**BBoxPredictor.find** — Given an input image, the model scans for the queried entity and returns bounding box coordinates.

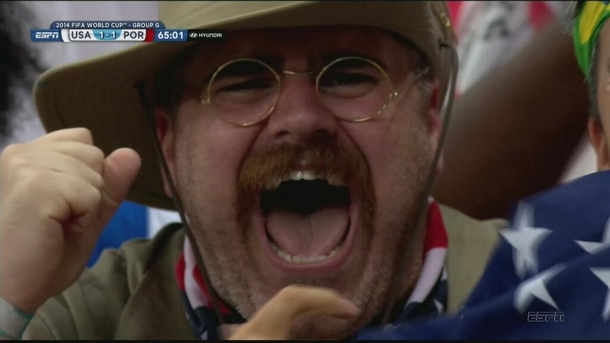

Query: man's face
[590,21,610,169]
[159,26,441,338]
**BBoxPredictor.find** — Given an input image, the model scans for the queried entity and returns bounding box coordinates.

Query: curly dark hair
[0,1,44,137]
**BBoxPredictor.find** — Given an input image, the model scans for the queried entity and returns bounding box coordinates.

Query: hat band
[573,0,610,76]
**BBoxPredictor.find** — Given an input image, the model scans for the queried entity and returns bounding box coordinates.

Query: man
[337,0,610,339]
[255,1,608,339]
[0,1,511,340]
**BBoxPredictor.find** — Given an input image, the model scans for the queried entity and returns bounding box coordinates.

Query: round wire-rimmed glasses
[199,56,430,127]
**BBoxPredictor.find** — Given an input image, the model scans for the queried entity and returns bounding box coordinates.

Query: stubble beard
[177,107,434,339]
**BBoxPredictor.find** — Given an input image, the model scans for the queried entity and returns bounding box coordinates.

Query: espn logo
[31,29,62,42]
[36,32,58,39]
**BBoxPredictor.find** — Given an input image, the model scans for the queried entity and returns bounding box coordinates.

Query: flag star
[514,264,564,314]
[575,217,610,254]
[590,268,610,321]
[440,267,447,281]
[434,299,444,313]
[501,202,553,279]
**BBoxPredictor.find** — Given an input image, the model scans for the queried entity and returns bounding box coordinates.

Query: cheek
[342,104,432,215]
[174,105,260,219]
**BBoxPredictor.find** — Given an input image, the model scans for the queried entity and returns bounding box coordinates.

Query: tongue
[266,206,349,257]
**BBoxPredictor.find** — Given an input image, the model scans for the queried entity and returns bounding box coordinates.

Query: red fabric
[193,266,233,315]
[176,253,186,291]
[529,2,554,33]
[448,1,464,35]
[176,250,233,315]
[424,201,449,252]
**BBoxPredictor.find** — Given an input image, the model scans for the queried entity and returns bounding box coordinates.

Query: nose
[265,74,338,144]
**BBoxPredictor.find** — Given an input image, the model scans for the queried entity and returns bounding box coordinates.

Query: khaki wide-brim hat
[34,1,456,211]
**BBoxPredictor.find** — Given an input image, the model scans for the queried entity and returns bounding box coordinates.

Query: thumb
[97,148,142,228]
[230,285,361,340]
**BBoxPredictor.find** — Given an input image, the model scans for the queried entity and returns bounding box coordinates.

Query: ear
[588,117,610,171]
[425,78,444,174]
[156,108,177,198]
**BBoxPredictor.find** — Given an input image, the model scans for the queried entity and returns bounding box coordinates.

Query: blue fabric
[358,170,610,340]
[87,201,148,267]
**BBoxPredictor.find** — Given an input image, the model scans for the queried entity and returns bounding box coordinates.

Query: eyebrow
[320,52,388,71]
[201,51,389,82]
[202,54,284,82]
[242,50,388,70]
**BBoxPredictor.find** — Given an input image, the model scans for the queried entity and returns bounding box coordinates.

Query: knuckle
[7,157,41,182]
[0,143,23,160]
[88,146,106,169]
[91,173,104,190]
[86,186,102,207]
[90,146,105,161]
[18,167,50,189]
[64,179,101,208]
[72,127,93,144]
[7,154,31,170]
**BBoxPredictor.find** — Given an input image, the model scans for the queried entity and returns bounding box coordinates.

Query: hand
[228,284,361,340]
[0,128,141,313]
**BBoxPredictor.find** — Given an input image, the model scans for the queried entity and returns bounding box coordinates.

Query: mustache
[237,140,375,211]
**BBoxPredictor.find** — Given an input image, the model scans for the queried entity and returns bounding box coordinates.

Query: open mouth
[257,170,357,272]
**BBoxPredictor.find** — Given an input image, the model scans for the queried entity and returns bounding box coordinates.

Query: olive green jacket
[23,205,507,340]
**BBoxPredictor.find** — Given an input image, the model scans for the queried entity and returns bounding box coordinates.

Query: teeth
[289,171,316,181]
[271,242,343,264]
[266,170,346,191]
[288,170,340,183]
[302,171,316,180]
[290,171,303,181]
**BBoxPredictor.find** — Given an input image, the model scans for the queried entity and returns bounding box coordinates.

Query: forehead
[187,26,416,71]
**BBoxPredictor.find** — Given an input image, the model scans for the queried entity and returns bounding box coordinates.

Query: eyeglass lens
[204,57,395,126]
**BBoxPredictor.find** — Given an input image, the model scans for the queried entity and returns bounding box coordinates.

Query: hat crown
[158,1,310,29]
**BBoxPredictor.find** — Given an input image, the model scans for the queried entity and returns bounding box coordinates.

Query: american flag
[359,171,610,339]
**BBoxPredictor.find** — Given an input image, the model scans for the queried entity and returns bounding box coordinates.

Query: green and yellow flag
[573,0,610,75]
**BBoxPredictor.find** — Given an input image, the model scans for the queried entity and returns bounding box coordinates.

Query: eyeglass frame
[198,56,431,127]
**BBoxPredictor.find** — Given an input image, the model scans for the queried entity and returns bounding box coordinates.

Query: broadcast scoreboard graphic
[31,21,225,43]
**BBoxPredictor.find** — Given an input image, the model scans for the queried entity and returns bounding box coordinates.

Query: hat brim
[34,1,453,211]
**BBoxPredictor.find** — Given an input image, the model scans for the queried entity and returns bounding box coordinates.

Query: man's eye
[320,72,376,86]
[318,72,378,98]
[219,77,275,92]
[211,75,278,105]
